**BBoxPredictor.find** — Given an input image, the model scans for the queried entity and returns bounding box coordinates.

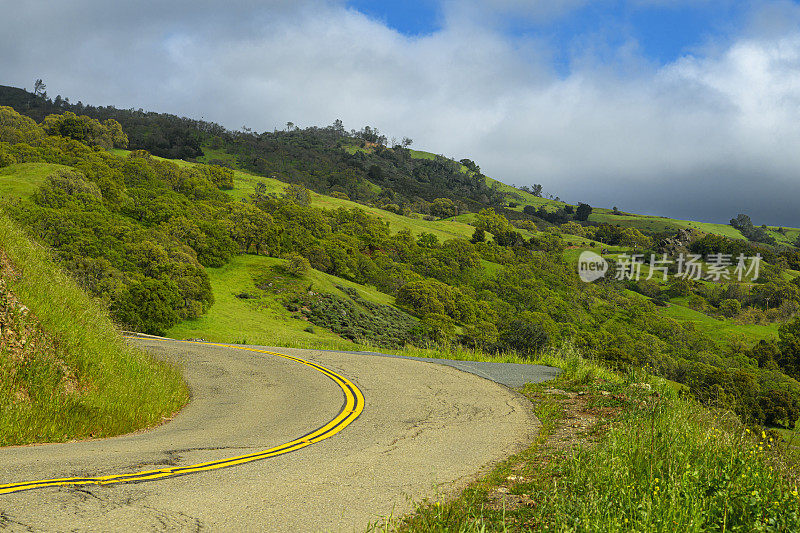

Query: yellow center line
[0,338,365,495]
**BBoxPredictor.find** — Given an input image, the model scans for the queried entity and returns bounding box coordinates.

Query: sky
[2,0,800,226]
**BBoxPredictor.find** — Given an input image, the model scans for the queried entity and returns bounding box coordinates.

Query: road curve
[0,339,541,532]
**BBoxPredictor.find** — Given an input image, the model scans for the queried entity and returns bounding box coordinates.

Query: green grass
[530,394,797,531]
[407,149,437,160]
[485,176,566,211]
[0,162,72,198]
[480,259,503,278]
[195,146,240,167]
[766,227,800,246]
[660,301,780,343]
[167,254,392,349]
[0,215,188,446]
[587,211,800,243]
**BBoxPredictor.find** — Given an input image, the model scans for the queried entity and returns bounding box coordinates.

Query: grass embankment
[0,215,188,446]
[374,351,800,532]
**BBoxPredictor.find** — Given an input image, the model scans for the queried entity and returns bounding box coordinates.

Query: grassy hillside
[589,210,747,239]
[222,167,476,240]
[167,255,393,349]
[404,146,800,243]
[0,215,187,446]
[659,301,780,343]
[104,146,795,354]
[113,148,477,241]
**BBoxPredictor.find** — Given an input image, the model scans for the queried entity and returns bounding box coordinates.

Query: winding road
[0,338,555,532]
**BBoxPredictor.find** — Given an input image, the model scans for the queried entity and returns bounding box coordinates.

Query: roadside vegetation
[0,215,187,446]
[373,351,800,532]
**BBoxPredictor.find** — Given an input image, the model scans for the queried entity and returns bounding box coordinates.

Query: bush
[499,318,550,356]
[634,279,661,299]
[283,253,310,277]
[113,279,182,335]
[471,227,485,243]
[597,346,638,369]
[719,298,742,318]
[686,294,708,312]
[420,313,456,343]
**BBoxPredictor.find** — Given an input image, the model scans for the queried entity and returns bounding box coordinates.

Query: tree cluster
[2,105,800,427]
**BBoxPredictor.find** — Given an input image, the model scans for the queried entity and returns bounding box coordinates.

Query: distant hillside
[0,84,504,211]
[3,83,797,242]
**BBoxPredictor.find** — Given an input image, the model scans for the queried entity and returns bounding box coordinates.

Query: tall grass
[0,215,188,445]
[539,398,800,531]
[378,354,800,532]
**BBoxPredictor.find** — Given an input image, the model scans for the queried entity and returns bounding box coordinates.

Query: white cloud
[2,0,800,225]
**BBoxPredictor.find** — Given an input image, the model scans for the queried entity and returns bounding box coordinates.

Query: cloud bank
[2,0,799,225]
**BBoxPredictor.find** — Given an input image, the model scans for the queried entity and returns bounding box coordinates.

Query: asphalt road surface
[0,339,554,532]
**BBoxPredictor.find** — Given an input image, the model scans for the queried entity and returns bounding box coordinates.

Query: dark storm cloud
[2,0,799,226]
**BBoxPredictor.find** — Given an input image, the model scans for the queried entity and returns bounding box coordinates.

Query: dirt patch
[0,249,81,400]
[0,249,35,361]
[486,385,629,512]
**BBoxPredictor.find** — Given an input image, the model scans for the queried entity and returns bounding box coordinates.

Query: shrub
[113,279,182,335]
[471,228,485,243]
[634,279,661,299]
[283,288,423,348]
[498,318,550,356]
[686,294,708,312]
[420,313,456,343]
[719,298,742,318]
[597,346,638,369]
[283,253,310,277]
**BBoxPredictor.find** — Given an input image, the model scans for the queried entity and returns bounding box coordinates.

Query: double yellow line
[0,341,365,495]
